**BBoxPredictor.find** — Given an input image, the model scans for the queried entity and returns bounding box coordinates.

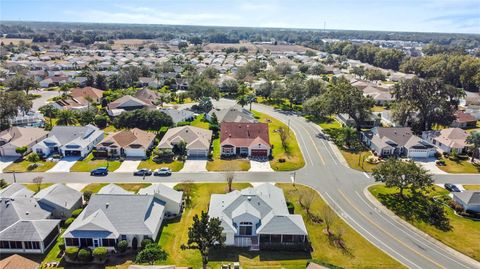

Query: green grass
[369,184,480,261]
[170,97,194,104]
[437,158,480,174]
[102,124,121,134]
[252,110,305,171]
[339,149,378,172]
[41,229,65,266]
[463,185,480,190]
[371,105,386,112]
[314,116,342,129]
[3,159,56,172]
[206,138,251,171]
[23,183,53,193]
[81,183,152,194]
[155,183,401,268]
[138,157,184,171]
[70,153,121,172]
[190,114,210,129]
[256,96,303,111]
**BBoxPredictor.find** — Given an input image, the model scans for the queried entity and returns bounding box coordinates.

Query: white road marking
[363,172,370,178]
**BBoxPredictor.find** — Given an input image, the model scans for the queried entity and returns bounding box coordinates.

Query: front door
[93,239,100,248]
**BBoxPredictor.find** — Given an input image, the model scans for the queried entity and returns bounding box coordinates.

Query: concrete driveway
[411,157,447,174]
[249,160,273,172]
[47,157,80,172]
[114,160,141,173]
[31,89,61,111]
[180,158,207,172]
[0,157,17,172]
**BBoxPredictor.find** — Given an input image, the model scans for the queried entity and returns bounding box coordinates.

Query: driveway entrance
[47,156,81,172]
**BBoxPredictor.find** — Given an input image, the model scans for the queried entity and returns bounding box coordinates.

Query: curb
[363,184,480,267]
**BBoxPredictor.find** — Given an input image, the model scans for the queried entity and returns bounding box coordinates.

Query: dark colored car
[90,167,108,176]
[134,168,152,176]
[444,183,460,192]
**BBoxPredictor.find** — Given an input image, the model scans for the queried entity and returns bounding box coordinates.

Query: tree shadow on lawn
[377,193,452,232]
[209,247,312,262]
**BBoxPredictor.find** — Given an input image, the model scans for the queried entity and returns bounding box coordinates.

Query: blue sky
[1,0,479,34]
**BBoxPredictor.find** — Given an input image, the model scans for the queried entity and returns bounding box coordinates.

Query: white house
[453,191,480,213]
[157,126,212,158]
[96,128,156,158]
[138,183,184,218]
[32,125,104,157]
[0,127,48,157]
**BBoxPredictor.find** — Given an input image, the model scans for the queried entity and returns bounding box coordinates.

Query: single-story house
[138,183,184,218]
[107,95,155,116]
[98,183,133,195]
[363,127,436,158]
[220,122,271,158]
[453,191,480,213]
[96,128,156,158]
[362,85,394,106]
[70,86,103,103]
[63,194,165,249]
[451,111,477,129]
[0,183,34,199]
[134,88,159,106]
[157,126,212,158]
[9,112,45,128]
[52,97,90,111]
[0,254,40,269]
[0,127,49,157]
[422,128,469,154]
[206,105,257,123]
[0,197,61,254]
[32,125,104,157]
[34,184,83,219]
[336,113,381,129]
[208,184,308,250]
[159,108,195,124]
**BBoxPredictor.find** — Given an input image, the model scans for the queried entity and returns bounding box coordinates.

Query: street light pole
[13,171,16,183]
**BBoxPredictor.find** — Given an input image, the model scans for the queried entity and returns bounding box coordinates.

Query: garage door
[251,149,268,157]
[64,150,81,156]
[125,148,146,158]
[189,149,207,157]
[408,150,429,158]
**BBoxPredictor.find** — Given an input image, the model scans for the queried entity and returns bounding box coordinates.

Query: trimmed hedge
[93,247,108,261]
[64,217,75,227]
[77,248,92,262]
[65,247,79,260]
[72,208,83,218]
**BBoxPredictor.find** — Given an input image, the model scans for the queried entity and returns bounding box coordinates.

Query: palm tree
[39,105,59,127]
[341,127,357,149]
[57,110,77,126]
[466,131,480,162]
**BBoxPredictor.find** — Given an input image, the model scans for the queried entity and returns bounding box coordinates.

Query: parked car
[134,168,152,176]
[90,167,108,176]
[444,183,460,192]
[154,167,172,176]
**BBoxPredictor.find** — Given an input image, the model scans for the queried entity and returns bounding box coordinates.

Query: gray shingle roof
[159,108,194,124]
[64,194,165,238]
[454,191,480,206]
[34,184,82,211]
[208,105,257,123]
[38,124,103,149]
[0,183,34,199]
[138,183,183,205]
[98,184,133,195]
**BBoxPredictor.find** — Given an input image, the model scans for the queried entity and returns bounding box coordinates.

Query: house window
[102,239,116,247]
[0,241,10,249]
[238,222,253,236]
[24,241,40,249]
[80,238,93,247]
[270,234,281,243]
[282,234,293,242]
[9,241,23,249]
[65,238,79,247]
[121,235,127,241]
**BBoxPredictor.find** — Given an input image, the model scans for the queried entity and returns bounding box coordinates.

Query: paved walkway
[114,160,141,173]
[249,160,274,172]
[47,157,80,172]
[180,158,207,172]
[411,157,447,174]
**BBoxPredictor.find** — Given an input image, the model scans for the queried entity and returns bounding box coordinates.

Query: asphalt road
[2,99,479,269]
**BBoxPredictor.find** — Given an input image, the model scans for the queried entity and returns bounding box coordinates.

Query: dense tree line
[113,109,173,131]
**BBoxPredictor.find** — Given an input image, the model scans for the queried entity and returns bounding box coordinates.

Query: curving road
[2,99,479,269]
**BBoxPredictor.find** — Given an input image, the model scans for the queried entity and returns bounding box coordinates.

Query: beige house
[96,128,156,158]
[422,128,469,154]
[157,126,212,157]
[0,127,49,157]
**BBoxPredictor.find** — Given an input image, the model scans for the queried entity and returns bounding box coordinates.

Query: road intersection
[1,100,479,269]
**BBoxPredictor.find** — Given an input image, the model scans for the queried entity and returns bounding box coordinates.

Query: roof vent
[106,202,110,208]
[247,196,252,201]
[25,211,30,215]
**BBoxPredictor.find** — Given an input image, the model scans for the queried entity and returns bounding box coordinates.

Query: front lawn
[436,158,480,174]
[155,183,401,268]
[463,185,480,190]
[256,96,303,111]
[190,114,210,129]
[70,153,121,172]
[339,149,378,172]
[369,184,480,261]
[312,116,342,129]
[138,157,184,171]
[207,138,251,171]
[81,183,152,193]
[371,105,386,112]
[252,110,305,171]
[23,183,53,193]
[4,159,56,172]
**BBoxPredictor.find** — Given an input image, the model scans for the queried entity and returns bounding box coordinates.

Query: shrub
[64,217,75,227]
[448,199,464,213]
[27,163,38,171]
[94,115,108,129]
[83,191,92,203]
[176,121,190,127]
[92,247,108,261]
[141,238,153,249]
[116,240,128,253]
[15,146,28,155]
[135,243,168,264]
[286,201,295,214]
[65,247,79,260]
[59,243,65,252]
[72,208,83,217]
[77,248,92,262]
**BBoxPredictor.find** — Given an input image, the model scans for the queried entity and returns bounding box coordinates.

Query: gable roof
[0,183,34,199]
[0,254,40,269]
[70,86,103,101]
[454,191,480,206]
[208,105,257,123]
[159,108,195,124]
[220,122,270,148]
[0,127,48,148]
[134,88,159,105]
[138,183,183,205]
[107,95,152,110]
[158,126,212,150]
[39,124,103,148]
[99,128,155,149]
[208,184,307,236]
[454,111,476,123]
[34,184,82,211]
[424,128,468,149]
[64,194,165,238]
[98,184,133,195]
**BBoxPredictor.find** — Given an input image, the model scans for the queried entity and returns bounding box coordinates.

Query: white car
[154,167,172,176]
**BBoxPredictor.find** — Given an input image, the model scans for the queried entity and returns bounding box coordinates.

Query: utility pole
[13,171,16,183]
